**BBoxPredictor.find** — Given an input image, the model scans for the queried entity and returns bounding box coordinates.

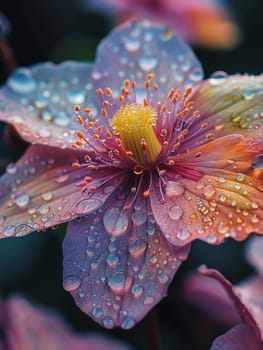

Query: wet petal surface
[0,62,100,150]
[0,144,125,237]
[151,135,263,245]
[63,181,190,329]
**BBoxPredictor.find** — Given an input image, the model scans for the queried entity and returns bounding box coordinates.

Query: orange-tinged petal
[151,135,263,246]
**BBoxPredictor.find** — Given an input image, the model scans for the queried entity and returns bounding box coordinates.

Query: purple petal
[246,236,263,274]
[0,144,125,237]
[93,20,203,100]
[0,62,100,150]
[4,296,132,350]
[211,324,262,350]
[63,183,190,329]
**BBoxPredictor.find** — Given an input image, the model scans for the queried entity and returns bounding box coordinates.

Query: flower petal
[0,62,100,150]
[4,296,132,350]
[191,74,263,146]
[63,182,190,329]
[93,20,203,99]
[151,135,263,245]
[246,236,263,274]
[0,144,125,237]
[183,266,261,339]
[211,324,262,350]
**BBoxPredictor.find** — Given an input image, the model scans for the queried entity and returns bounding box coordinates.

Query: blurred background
[0,0,262,349]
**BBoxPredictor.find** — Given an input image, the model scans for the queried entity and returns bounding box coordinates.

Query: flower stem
[143,308,162,350]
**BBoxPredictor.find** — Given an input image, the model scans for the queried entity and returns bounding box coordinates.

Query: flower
[89,0,240,49]
[0,20,263,329]
[182,236,263,349]
[0,295,132,350]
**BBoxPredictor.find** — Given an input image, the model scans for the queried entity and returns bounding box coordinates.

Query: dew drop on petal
[6,164,17,175]
[131,284,144,299]
[243,90,255,100]
[75,198,103,215]
[132,212,146,225]
[3,225,16,237]
[144,296,154,305]
[7,68,37,94]
[38,204,50,214]
[63,275,81,292]
[203,185,216,199]
[38,128,51,138]
[41,192,53,201]
[67,88,86,104]
[15,193,30,208]
[165,181,184,197]
[106,253,120,268]
[177,229,190,240]
[121,317,136,330]
[54,112,70,127]
[102,317,114,329]
[168,205,183,220]
[103,207,129,236]
[208,71,228,85]
[91,306,104,319]
[189,67,203,82]
[124,37,141,51]
[107,271,131,294]
[158,272,169,285]
[138,55,158,72]
[128,240,147,258]
[55,174,69,183]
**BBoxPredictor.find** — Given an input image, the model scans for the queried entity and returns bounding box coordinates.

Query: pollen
[110,104,162,164]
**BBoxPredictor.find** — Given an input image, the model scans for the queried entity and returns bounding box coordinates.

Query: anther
[96,88,104,96]
[72,162,81,168]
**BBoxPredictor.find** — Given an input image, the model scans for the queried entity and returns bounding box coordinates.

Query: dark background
[0,1,262,349]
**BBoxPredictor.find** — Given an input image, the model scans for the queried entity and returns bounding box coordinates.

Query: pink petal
[93,20,203,101]
[191,74,263,145]
[0,144,125,237]
[184,266,261,340]
[63,184,190,329]
[0,62,100,150]
[246,236,263,274]
[211,324,262,350]
[4,296,132,350]
[151,135,263,246]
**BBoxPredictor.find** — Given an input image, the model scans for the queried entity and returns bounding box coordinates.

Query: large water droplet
[243,90,255,100]
[203,185,216,199]
[91,306,104,319]
[132,212,146,225]
[102,317,114,329]
[124,37,141,52]
[138,55,158,72]
[131,284,144,299]
[121,317,136,330]
[3,225,16,237]
[15,193,30,208]
[128,240,147,258]
[107,271,131,294]
[168,205,183,220]
[158,272,169,285]
[75,198,103,215]
[189,67,203,82]
[63,275,81,291]
[54,112,70,127]
[106,253,120,268]
[41,192,53,201]
[103,207,129,236]
[165,181,184,197]
[6,164,17,175]
[7,68,37,94]
[38,204,50,215]
[209,71,228,85]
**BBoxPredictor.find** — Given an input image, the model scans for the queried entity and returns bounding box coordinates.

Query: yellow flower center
[110,104,162,164]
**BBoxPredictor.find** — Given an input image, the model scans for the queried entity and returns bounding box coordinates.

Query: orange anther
[131,80,136,88]
[96,88,104,96]
[76,115,83,124]
[83,108,91,113]
[74,105,80,112]
[140,138,147,150]
[72,162,81,168]
[143,190,150,198]
[124,79,131,87]
[84,176,93,183]
[144,80,150,89]
[102,100,110,107]
[118,95,125,103]
[183,87,192,99]
[76,131,85,138]
[101,108,108,117]
[93,134,99,140]
[153,84,159,90]
[105,87,112,96]
[105,130,112,138]
[146,74,153,80]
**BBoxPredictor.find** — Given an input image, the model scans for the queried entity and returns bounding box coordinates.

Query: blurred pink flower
[183,236,263,349]
[89,0,240,49]
[0,20,263,328]
[0,295,132,350]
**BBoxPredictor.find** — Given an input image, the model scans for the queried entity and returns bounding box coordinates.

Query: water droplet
[143,296,154,305]
[106,253,120,268]
[128,240,147,258]
[75,198,103,215]
[91,306,103,319]
[177,229,190,240]
[209,71,228,85]
[67,88,86,104]
[107,271,131,294]
[121,317,135,330]
[6,164,17,175]
[7,68,36,94]
[38,128,51,138]
[165,181,184,197]
[189,67,203,82]
[38,204,50,215]
[34,97,48,109]
[41,192,53,201]
[138,55,158,72]
[102,317,114,329]
[243,90,255,100]
[103,207,129,236]
[132,212,146,225]
[55,174,69,183]
[131,284,144,299]
[203,185,216,199]
[15,193,30,208]
[41,109,53,122]
[236,173,245,182]
[124,37,141,51]
[158,272,169,284]
[168,205,183,220]
[63,275,81,292]
[3,225,16,237]
[86,247,95,258]
[54,112,70,127]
